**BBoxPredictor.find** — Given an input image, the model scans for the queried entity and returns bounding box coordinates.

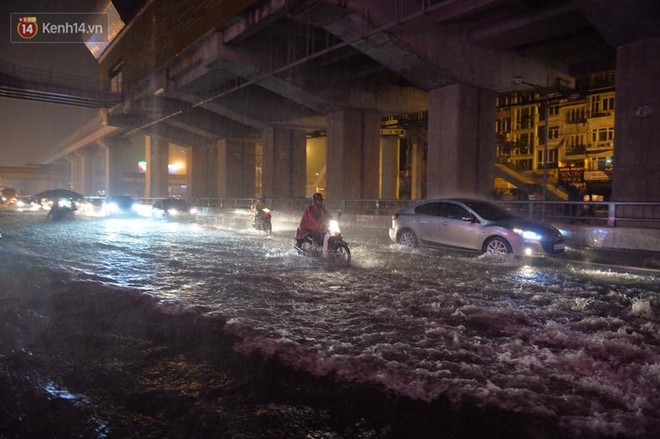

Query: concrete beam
[572,0,660,48]
[169,91,269,130]
[172,26,426,117]
[164,107,258,140]
[168,32,337,114]
[293,0,572,93]
[144,124,210,148]
[38,114,120,164]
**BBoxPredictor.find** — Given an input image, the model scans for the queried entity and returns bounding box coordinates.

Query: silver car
[389,198,565,257]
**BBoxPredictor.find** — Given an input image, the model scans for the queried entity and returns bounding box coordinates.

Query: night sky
[0,0,100,167]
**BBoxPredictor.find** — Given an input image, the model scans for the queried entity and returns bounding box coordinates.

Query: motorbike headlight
[513,228,542,241]
[58,198,72,208]
[328,219,340,234]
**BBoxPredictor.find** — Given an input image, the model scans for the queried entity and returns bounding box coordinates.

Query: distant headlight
[106,202,119,214]
[167,208,180,216]
[513,228,543,241]
[189,207,198,215]
[57,198,72,208]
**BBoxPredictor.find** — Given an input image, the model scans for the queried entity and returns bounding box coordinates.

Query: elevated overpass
[0,59,120,108]
[2,0,659,204]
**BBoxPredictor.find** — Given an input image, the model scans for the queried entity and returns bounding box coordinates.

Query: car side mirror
[462,215,476,223]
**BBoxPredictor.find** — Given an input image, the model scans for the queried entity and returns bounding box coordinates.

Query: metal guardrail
[133,197,660,228]
[498,200,660,228]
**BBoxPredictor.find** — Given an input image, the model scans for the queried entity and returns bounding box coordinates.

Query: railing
[134,197,660,228]
[496,201,660,228]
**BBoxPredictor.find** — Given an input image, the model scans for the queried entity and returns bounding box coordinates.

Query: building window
[549,126,560,140]
[590,95,600,114]
[497,96,510,107]
[603,96,615,112]
[520,108,533,129]
[592,127,614,142]
[567,107,586,123]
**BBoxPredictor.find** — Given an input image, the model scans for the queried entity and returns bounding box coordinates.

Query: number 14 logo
[17,16,39,40]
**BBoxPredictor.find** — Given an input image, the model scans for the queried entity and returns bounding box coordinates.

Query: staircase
[495,163,568,201]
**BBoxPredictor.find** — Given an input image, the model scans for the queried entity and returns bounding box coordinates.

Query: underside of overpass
[5,0,660,201]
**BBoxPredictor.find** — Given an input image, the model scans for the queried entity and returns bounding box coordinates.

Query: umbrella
[35,189,84,202]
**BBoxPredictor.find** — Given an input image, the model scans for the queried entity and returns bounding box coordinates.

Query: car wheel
[483,236,512,257]
[398,229,418,248]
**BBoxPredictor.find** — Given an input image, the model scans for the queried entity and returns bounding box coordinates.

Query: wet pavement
[1,208,659,438]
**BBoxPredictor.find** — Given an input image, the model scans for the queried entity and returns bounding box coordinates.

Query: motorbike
[47,198,77,221]
[252,208,272,235]
[294,216,351,264]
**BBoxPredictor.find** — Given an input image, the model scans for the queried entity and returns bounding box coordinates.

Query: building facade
[495,71,616,201]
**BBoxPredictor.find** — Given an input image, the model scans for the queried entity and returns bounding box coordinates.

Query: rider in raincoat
[295,192,331,256]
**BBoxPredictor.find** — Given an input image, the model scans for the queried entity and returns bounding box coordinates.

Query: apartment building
[495,71,616,200]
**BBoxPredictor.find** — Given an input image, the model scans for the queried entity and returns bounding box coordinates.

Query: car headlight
[513,228,543,241]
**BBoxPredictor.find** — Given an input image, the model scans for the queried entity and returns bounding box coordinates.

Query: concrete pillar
[145,135,169,198]
[184,146,193,198]
[612,36,660,202]
[98,137,130,196]
[262,127,306,199]
[427,83,496,198]
[410,135,425,200]
[82,151,95,195]
[67,155,84,194]
[380,136,399,199]
[71,149,98,196]
[326,111,380,200]
[217,139,256,198]
[190,142,219,199]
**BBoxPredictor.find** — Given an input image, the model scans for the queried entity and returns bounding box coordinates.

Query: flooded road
[1,209,659,438]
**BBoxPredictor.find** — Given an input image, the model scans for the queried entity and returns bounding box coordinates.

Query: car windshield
[463,200,518,221]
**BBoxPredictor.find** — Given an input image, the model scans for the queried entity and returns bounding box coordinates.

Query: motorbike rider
[295,192,331,256]
[251,193,267,226]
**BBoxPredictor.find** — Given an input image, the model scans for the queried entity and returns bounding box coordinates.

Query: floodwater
[1,208,659,438]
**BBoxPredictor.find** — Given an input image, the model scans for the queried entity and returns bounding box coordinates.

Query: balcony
[565,117,587,124]
[590,111,613,118]
[565,145,587,156]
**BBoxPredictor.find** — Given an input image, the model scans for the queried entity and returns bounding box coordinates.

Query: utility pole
[542,94,549,202]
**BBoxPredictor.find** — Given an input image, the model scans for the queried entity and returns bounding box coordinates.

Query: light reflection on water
[2,211,659,438]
